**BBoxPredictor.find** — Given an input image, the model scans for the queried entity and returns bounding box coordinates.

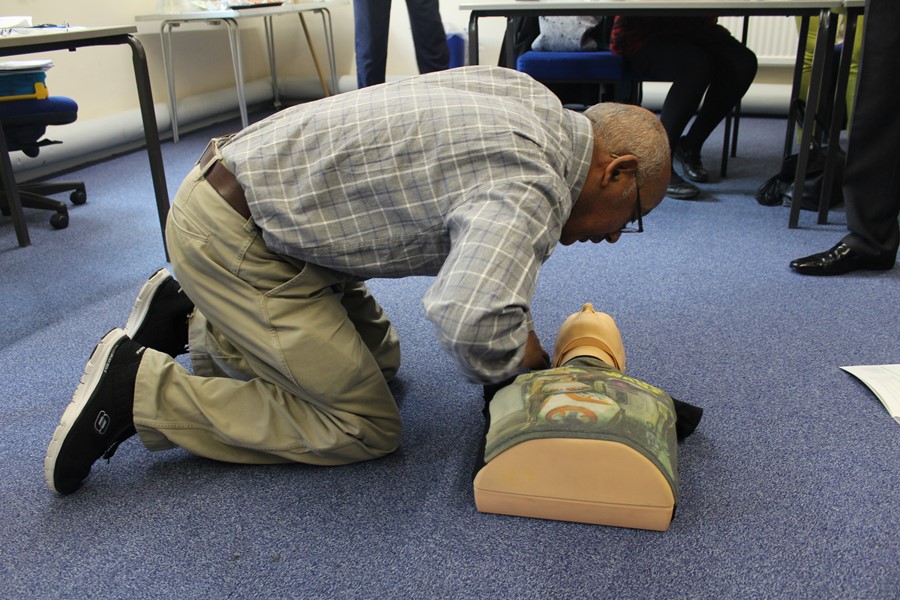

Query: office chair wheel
[50,212,69,230]
[70,189,87,205]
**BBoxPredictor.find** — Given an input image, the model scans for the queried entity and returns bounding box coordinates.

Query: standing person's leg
[404,0,449,75]
[840,1,900,261]
[354,0,393,88]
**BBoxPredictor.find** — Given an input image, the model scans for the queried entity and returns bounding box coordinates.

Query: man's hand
[521,330,550,371]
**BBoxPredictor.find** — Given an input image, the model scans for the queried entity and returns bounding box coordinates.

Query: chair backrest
[0,97,78,157]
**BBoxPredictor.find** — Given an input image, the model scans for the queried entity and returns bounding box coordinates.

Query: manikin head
[552,303,626,372]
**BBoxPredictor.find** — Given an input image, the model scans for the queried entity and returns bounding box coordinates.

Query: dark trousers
[626,25,758,157]
[842,0,900,259]
[353,0,449,89]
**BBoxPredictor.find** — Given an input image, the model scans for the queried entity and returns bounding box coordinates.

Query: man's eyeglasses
[619,181,643,234]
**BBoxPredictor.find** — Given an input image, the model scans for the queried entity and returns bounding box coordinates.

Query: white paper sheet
[840,364,900,425]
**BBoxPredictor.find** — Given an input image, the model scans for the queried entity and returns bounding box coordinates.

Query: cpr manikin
[473,304,686,531]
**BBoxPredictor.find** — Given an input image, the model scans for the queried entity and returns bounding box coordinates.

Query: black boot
[667,171,700,200]
[675,137,710,183]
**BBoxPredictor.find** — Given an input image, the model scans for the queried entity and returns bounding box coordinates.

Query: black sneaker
[45,329,144,495]
[124,268,192,357]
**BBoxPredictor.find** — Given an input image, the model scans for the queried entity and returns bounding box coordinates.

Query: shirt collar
[565,111,595,208]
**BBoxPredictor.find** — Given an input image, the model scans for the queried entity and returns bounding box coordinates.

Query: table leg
[789,9,837,229]
[504,17,516,69]
[223,18,249,129]
[467,12,480,66]
[783,16,810,159]
[0,123,31,247]
[160,21,181,143]
[721,112,733,178]
[317,9,339,95]
[264,16,281,109]
[126,34,171,259]
[298,13,330,97]
[817,10,860,225]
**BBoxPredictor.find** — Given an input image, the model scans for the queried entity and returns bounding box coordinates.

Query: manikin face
[559,148,667,246]
[552,303,627,371]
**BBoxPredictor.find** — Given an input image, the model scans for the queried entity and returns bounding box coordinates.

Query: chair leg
[0,180,85,230]
[21,180,86,205]
[721,111,732,178]
[16,191,69,230]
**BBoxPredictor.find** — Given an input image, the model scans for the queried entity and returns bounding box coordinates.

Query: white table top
[136,0,347,22]
[0,25,137,51]
[460,0,843,13]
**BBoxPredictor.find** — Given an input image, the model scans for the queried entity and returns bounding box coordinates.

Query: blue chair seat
[1,97,78,157]
[516,51,637,105]
[1,96,85,232]
[516,51,625,82]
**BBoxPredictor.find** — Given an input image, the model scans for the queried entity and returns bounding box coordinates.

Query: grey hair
[582,103,670,188]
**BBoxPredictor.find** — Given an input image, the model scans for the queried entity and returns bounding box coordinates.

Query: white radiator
[719,16,800,66]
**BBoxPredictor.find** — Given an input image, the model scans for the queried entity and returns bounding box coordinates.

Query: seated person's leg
[629,39,714,152]
[628,40,713,194]
[683,27,757,158]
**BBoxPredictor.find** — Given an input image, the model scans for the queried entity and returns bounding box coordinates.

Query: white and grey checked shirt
[220,66,594,383]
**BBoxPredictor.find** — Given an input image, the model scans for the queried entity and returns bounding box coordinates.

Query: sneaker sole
[44,328,129,494]
[124,268,172,340]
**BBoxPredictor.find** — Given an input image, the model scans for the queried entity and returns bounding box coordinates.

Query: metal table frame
[814,0,865,226]
[0,26,169,252]
[136,1,343,142]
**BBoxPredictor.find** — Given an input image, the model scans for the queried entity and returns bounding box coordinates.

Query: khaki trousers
[132,164,402,465]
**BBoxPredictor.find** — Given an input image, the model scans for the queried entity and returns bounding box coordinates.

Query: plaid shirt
[219,66,594,383]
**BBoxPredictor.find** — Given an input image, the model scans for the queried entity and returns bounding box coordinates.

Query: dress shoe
[675,137,709,183]
[666,171,700,200]
[790,242,896,276]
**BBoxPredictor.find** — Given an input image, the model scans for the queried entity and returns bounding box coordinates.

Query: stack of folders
[0,59,54,102]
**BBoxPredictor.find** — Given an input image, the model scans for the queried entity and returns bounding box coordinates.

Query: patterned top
[610,16,719,57]
[484,357,679,499]
[219,66,595,383]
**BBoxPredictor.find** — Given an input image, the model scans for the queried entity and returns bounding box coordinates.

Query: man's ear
[607,153,639,182]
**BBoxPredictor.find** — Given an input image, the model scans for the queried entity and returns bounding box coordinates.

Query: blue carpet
[1,113,897,599]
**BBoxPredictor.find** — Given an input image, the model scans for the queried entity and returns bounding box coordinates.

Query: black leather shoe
[667,171,700,200]
[675,138,709,183]
[790,242,896,276]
